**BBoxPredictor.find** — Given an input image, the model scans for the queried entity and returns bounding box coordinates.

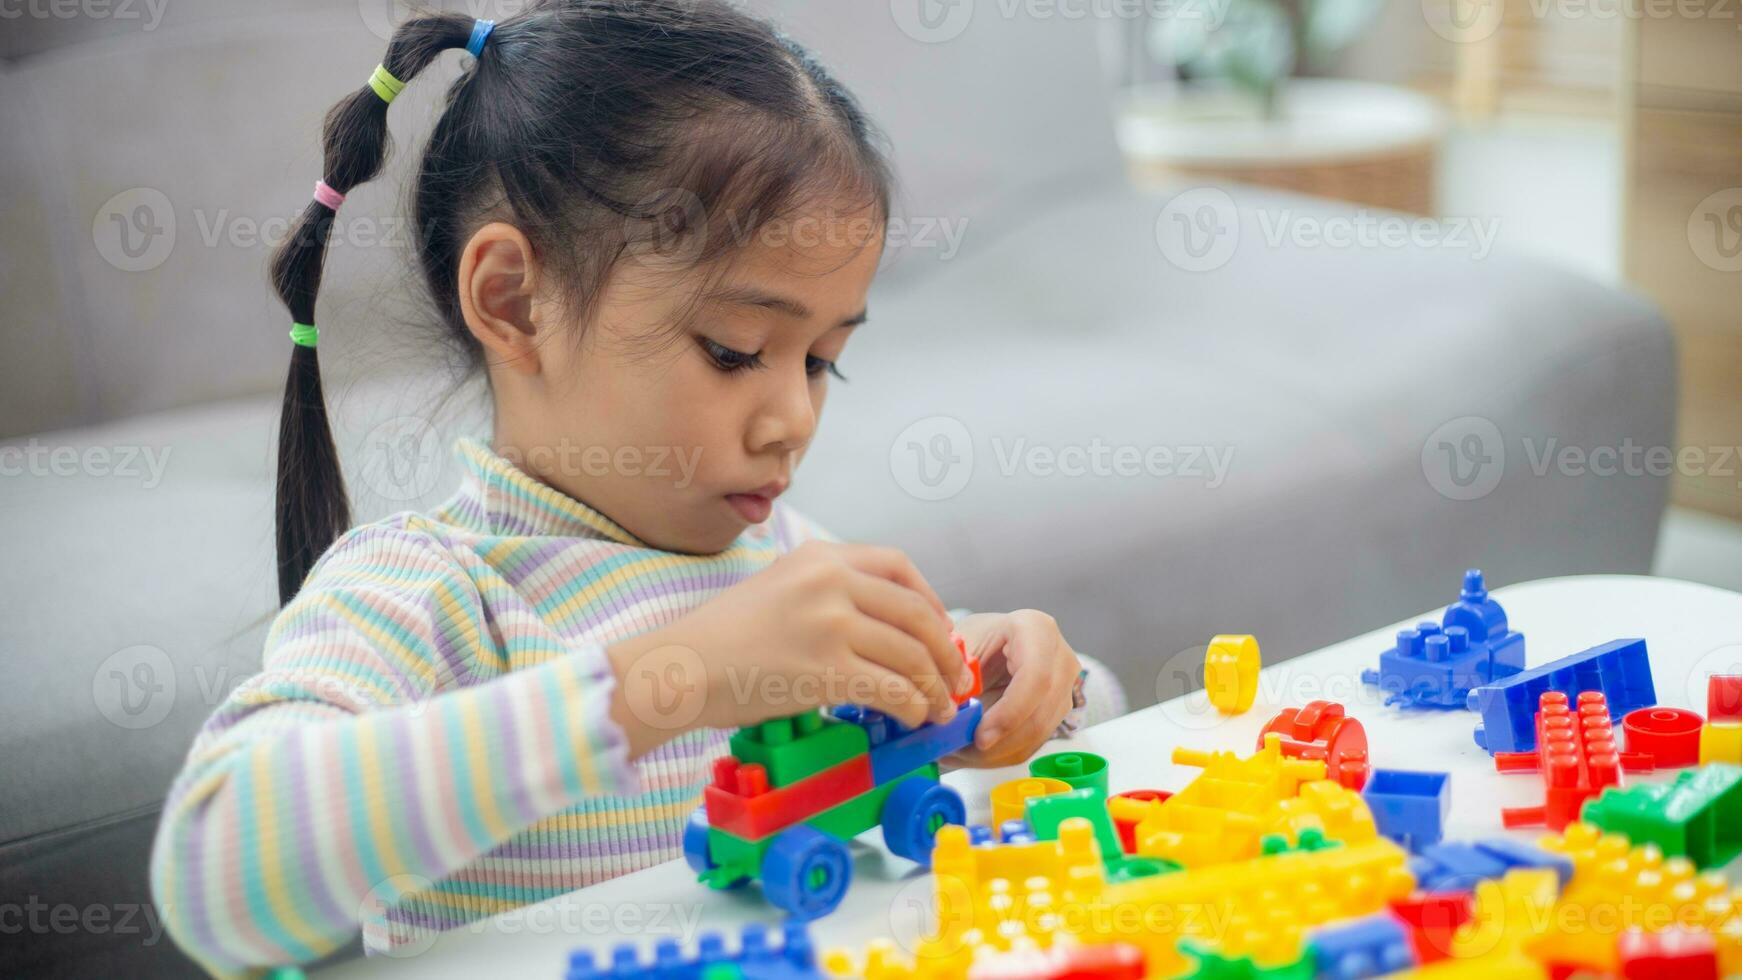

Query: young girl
[150,2,1121,973]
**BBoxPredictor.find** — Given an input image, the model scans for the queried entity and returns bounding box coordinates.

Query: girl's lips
[725,493,773,524]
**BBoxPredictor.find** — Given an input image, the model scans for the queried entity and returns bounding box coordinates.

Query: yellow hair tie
[367,64,406,103]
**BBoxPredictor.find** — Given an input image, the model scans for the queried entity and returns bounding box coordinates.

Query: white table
[320,575,1742,978]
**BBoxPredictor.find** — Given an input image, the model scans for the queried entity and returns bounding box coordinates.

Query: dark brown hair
[269,0,895,604]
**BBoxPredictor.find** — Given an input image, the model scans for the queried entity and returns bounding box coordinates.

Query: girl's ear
[458,221,546,375]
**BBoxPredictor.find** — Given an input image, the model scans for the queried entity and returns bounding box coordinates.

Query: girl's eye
[806,355,847,382]
[700,338,763,374]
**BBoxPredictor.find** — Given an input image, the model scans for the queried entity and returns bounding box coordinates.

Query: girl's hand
[949,610,1082,768]
[605,541,973,757]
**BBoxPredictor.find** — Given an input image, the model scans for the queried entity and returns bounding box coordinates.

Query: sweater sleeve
[148,523,636,977]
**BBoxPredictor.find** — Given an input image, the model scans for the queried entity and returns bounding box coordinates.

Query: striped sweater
[149,436,1102,976]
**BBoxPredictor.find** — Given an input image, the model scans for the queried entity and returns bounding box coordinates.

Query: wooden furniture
[1623,15,1742,519]
[1117,79,1445,216]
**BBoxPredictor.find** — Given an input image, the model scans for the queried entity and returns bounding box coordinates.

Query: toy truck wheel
[881,778,966,866]
[760,825,852,921]
[682,808,747,889]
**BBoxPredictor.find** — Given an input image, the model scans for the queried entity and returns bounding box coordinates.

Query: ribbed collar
[450,436,651,545]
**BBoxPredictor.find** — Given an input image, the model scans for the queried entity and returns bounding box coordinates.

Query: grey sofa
[0,1,1674,976]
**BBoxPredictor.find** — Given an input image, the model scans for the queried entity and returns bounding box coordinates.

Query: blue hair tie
[466,19,495,59]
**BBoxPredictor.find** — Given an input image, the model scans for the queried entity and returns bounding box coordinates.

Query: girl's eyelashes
[806,355,847,382]
[699,337,764,374]
[699,337,848,381]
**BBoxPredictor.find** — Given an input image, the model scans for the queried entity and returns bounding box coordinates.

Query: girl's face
[473,201,884,554]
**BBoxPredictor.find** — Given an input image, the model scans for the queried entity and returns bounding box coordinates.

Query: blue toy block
[1309,913,1416,979]
[566,921,822,979]
[1467,638,1655,754]
[1363,769,1451,851]
[1408,838,1573,893]
[863,698,982,785]
[998,818,1031,842]
[1361,570,1526,708]
[827,704,911,746]
[968,824,994,846]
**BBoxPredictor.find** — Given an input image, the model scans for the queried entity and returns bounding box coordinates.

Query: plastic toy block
[1104,854,1178,883]
[991,776,1072,827]
[1622,706,1704,768]
[1406,838,1572,893]
[1360,569,1526,709]
[1179,942,1314,980]
[1206,634,1261,714]
[864,697,981,784]
[1493,691,1651,830]
[565,921,821,980]
[1468,637,1655,754]
[1531,822,1742,975]
[928,819,1109,943]
[1701,719,1742,764]
[952,942,1147,980]
[703,755,873,841]
[729,711,869,787]
[1307,912,1416,979]
[1387,892,1473,965]
[1362,770,1450,850]
[1260,700,1371,790]
[1029,751,1110,796]
[1617,928,1720,980]
[947,631,983,706]
[804,765,938,840]
[1024,788,1123,863]
[1578,763,1742,868]
[1709,673,1742,721]
[1109,789,1171,854]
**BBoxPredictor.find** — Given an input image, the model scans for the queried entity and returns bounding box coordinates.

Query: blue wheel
[881,778,966,866]
[760,825,851,921]
[682,808,746,889]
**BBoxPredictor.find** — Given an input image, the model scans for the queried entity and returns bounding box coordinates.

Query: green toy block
[1024,787,1123,863]
[1105,855,1179,883]
[1029,751,1110,796]
[1258,828,1341,856]
[1580,763,1742,868]
[1179,940,1313,979]
[705,826,767,886]
[804,765,938,840]
[727,710,869,787]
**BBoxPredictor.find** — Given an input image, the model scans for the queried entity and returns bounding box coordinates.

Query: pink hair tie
[312,180,346,211]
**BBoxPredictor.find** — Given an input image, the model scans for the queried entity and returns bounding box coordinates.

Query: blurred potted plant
[1162,0,1382,117]
[1118,0,1445,215]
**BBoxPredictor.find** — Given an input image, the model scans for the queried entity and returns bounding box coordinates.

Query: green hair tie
[367,63,406,103]
[289,322,319,348]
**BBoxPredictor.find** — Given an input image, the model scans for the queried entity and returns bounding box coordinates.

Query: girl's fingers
[837,544,952,626]
[847,571,969,696]
[844,656,932,730]
[976,654,1069,754]
[845,614,955,724]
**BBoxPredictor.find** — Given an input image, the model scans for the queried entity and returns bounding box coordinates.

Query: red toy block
[1109,789,1172,854]
[1495,691,1652,830]
[703,754,873,840]
[1388,891,1473,964]
[950,631,983,705]
[1258,700,1371,790]
[1617,927,1720,980]
[1709,674,1742,722]
[1623,706,1704,768]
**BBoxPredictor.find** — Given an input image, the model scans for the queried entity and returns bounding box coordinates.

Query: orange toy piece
[949,630,982,706]
[1259,700,1372,790]
[1494,691,1651,830]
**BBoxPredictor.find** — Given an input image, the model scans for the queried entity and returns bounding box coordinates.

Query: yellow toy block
[1701,719,1742,764]
[1132,735,1373,867]
[1205,634,1261,714]
[930,818,1107,942]
[989,776,1072,828]
[1530,821,1742,974]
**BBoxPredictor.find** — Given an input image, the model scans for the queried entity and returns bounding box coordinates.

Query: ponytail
[269,14,475,605]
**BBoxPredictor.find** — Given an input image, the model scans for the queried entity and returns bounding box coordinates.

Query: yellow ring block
[989,776,1072,828]
[1205,634,1261,714]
